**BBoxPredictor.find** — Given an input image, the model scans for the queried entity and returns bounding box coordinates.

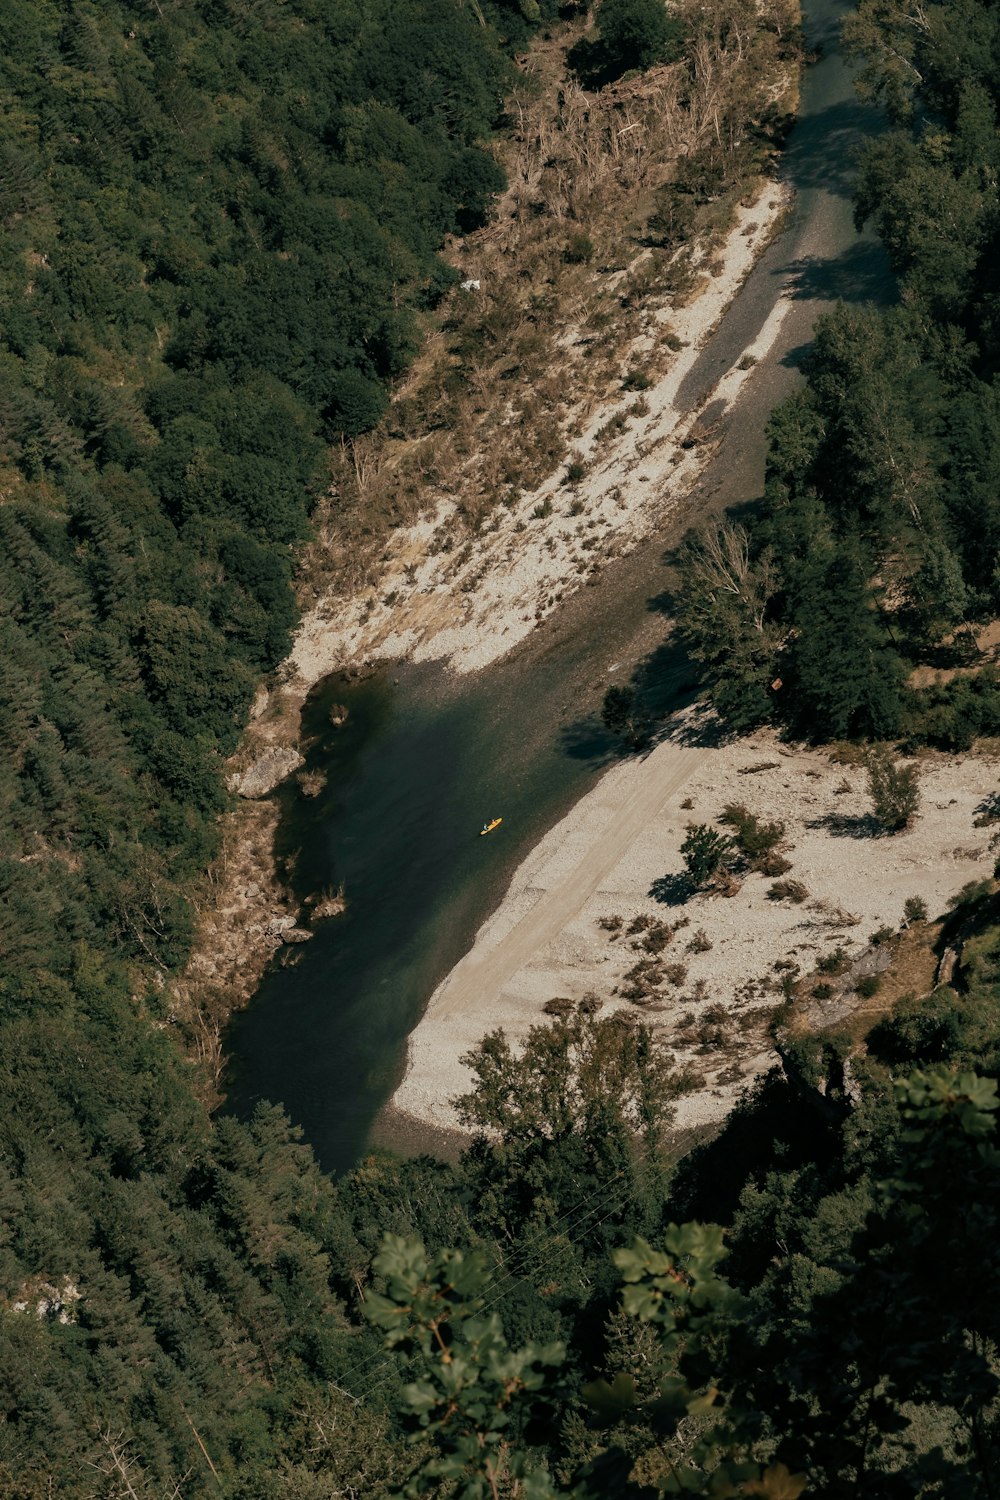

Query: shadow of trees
[649,872,693,905]
[805,811,883,838]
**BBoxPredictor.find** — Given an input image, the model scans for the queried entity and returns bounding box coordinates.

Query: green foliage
[455,1010,679,1154]
[365,1235,565,1498]
[602,684,651,750]
[865,747,921,831]
[680,824,736,886]
[719,804,786,869]
[0,0,545,1490]
[676,4,1000,746]
[325,369,391,438]
[569,0,684,88]
[10,0,1000,1495]
[903,894,929,923]
[675,520,779,733]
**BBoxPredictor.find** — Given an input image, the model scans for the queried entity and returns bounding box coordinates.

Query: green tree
[569,0,682,87]
[865,747,921,831]
[597,0,682,74]
[676,520,781,731]
[365,1234,565,1498]
[680,823,736,886]
[601,685,650,749]
[785,551,906,740]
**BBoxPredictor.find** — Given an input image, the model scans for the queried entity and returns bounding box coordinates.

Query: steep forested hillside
[0,0,542,1489]
[677,0,1000,747]
[0,0,528,991]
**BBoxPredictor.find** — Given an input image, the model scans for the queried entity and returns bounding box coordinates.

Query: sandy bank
[289,179,792,688]
[392,709,999,1136]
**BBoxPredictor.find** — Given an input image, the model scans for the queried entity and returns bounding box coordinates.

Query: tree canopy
[676,0,1000,747]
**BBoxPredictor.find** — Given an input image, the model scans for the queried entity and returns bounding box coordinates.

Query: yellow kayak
[480,817,502,836]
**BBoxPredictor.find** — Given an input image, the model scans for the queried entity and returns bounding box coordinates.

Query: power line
[337,1123,708,1406]
[349,1167,653,1407]
[330,1161,635,1396]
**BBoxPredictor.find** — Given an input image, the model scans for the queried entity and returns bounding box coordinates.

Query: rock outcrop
[228,746,304,799]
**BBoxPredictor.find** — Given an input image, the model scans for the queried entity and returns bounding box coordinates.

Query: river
[222,0,894,1176]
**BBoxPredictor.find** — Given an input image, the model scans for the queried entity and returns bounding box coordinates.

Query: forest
[2,0,1000,1493]
[676,0,1000,749]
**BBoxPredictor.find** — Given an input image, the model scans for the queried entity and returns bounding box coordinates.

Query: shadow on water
[223,654,629,1175]
[558,716,619,765]
[784,236,897,306]
[780,98,876,199]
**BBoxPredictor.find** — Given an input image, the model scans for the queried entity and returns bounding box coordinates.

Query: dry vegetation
[302,0,800,598]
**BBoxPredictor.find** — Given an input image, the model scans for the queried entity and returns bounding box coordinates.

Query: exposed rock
[11,1276,81,1325]
[249,685,270,721]
[936,944,961,987]
[264,913,296,938]
[329,702,350,727]
[229,746,304,798]
[281,927,314,945]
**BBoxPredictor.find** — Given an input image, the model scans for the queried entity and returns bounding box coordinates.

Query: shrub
[687,928,712,953]
[620,957,664,1001]
[324,368,389,437]
[569,0,684,85]
[947,878,993,910]
[903,895,929,924]
[865,747,921,832]
[768,879,808,903]
[622,367,653,391]
[812,982,834,999]
[681,824,736,886]
[720,803,786,869]
[817,946,849,975]
[542,997,574,1017]
[856,974,882,999]
[599,913,624,933]
[642,923,674,954]
[563,232,594,264]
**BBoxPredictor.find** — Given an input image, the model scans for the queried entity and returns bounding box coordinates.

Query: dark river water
[222,0,894,1176]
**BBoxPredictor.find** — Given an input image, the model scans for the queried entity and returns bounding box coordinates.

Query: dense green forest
[676,0,1000,748]
[0,0,536,993]
[4,0,1000,1492]
[0,0,548,1488]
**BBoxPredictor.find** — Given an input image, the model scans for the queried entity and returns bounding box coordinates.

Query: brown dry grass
[300,0,801,597]
[785,923,941,1049]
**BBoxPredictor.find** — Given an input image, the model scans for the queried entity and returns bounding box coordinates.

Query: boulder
[229,746,304,799]
[264,913,296,939]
